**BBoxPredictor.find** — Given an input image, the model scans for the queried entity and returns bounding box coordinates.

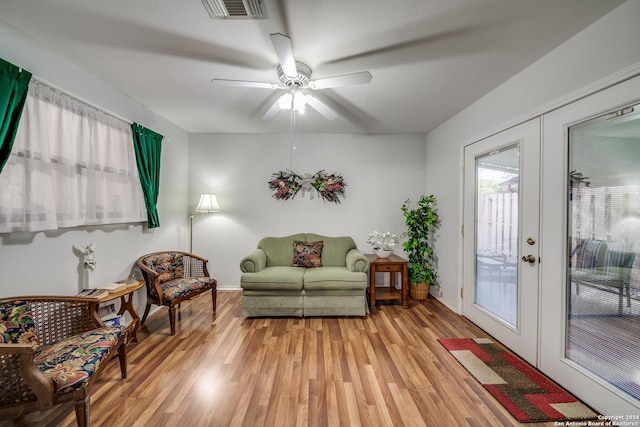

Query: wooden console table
[98,280,145,344]
[366,254,409,308]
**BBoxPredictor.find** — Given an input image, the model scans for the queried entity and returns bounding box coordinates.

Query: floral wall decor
[268,170,347,203]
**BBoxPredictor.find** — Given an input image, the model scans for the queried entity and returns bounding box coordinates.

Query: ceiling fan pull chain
[290,107,296,170]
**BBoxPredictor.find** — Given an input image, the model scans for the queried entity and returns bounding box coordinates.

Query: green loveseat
[240,234,370,317]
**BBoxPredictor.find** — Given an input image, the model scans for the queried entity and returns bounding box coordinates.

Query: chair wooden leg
[74,396,89,427]
[141,303,152,324]
[169,306,176,336]
[212,288,217,312]
[118,342,128,379]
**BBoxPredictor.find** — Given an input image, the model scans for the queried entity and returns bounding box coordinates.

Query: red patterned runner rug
[438,337,598,423]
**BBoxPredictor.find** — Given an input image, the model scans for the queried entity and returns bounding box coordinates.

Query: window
[0,80,146,232]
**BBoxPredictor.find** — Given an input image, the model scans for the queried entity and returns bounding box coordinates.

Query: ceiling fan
[211,33,373,121]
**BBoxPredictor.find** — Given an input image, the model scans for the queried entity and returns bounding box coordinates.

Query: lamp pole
[189,214,195,253]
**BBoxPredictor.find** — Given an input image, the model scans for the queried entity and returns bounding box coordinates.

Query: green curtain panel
[132,123,163,228]
[0,58,32,173]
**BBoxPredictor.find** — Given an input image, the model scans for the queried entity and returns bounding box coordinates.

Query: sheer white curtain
[0,80,146,232]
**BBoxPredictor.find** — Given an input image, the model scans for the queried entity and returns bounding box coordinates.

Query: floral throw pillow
[0,300,38,345]
[292,240,323,268]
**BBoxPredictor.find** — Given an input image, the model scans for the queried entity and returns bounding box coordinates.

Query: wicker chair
[0,296,127,427]
[136,251,217,336]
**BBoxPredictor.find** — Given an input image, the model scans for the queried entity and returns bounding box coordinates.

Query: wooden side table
[98,280,145,344]
[366,254,409,308]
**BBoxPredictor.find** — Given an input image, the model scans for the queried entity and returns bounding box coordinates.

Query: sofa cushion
[34,326,123,395]
[303,267,368,290]
[0,300,38,345]
[259,234,306,267]
[241,266,305,291]
[306,234,355,267]
[292,240,323,268]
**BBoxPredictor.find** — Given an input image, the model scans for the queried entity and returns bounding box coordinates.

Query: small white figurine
[74,242,97,271]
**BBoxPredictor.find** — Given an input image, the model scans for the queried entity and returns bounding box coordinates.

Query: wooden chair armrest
[136,260,160,279]
[0,343,55,409]
[0,342,37,354]
[136,258,164,296]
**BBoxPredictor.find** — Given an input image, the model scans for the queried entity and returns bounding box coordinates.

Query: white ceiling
[0,0,625,134]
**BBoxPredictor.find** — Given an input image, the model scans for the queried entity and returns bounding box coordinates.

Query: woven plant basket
[410,283,429,300]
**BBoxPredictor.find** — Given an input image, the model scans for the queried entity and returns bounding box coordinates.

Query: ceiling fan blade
[310,71,373,90]
[211,79,279,89]
[270,33,298,78]
[262,99,282,120]
[306,95,338,121]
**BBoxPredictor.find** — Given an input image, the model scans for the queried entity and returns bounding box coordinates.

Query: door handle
[521,255,536,265]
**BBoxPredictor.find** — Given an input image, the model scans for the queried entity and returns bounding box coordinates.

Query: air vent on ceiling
[201,0,267,19]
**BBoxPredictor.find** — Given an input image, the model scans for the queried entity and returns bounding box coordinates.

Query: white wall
[189,133,426,289]
[0,22,190,313]
[425,0,640,310]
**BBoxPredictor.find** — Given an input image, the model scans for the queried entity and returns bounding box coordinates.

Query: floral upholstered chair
[136,251,217,336]
[0,296,127,427]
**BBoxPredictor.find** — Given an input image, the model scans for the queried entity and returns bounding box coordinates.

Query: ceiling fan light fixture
[294,92,308,111]
[278,93,292,109]
[278,92,308,112]
[201,0,267,19]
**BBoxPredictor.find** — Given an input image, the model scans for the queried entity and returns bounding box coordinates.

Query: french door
[540,75,640,415]
[463,118,541,365]
[462,77,640,416]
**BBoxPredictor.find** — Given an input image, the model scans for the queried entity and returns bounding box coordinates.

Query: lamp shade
[194,194,221,213]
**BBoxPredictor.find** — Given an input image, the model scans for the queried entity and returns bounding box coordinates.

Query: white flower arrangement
[367,231,399,251]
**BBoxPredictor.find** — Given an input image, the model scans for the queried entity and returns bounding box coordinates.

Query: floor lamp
[189,193,221,253]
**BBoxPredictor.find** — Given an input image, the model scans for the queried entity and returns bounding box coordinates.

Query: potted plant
[401,195,439,300]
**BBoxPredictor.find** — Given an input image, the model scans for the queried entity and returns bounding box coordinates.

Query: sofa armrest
[240,249,267,273]
[346,249,370,273]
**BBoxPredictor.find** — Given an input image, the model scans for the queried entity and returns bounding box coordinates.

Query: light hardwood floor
[2,291,569,426]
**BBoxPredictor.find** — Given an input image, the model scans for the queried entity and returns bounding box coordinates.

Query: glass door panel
[567,103,640,401]
[475,144,520,327]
